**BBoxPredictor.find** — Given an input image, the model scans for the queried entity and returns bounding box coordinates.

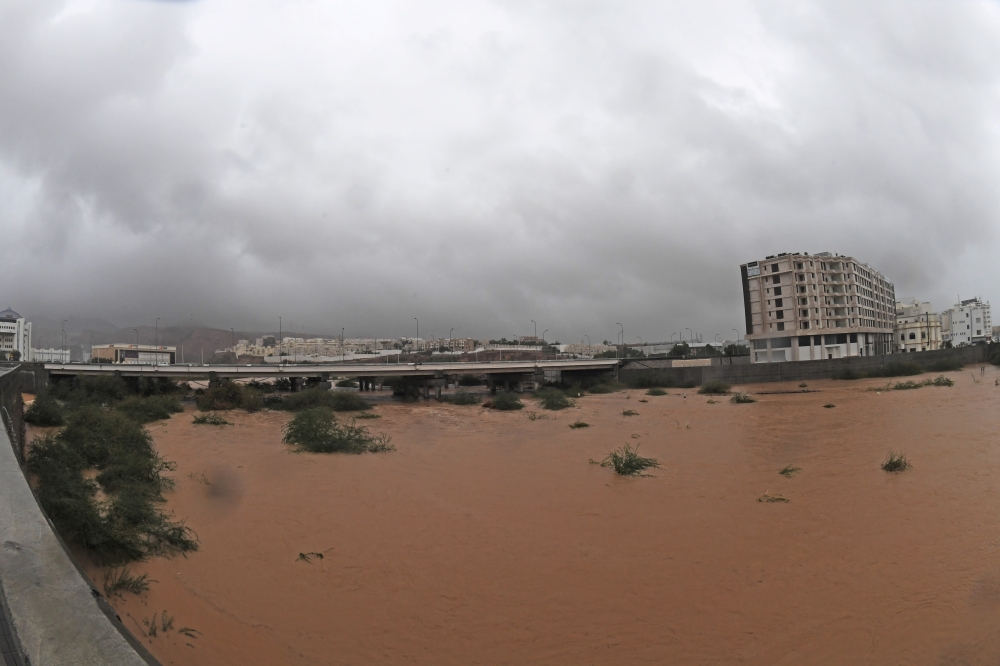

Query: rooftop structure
[740,252,895,363]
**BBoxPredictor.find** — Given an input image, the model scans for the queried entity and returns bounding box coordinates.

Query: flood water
[65,367,1000,664]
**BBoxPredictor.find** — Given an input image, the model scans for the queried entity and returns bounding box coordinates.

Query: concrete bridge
[44,358,621,398]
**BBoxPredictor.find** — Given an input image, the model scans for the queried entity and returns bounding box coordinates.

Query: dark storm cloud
[1,0,998,343]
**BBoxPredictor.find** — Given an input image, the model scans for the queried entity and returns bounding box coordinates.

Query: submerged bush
[569,421,590,429]
[535,388,573,411]
[882,451,911,473]
[115,395,183,424]
[587,383,618,394]
[277,388,370,412]
[488,391,524,410]
[645,388,667,396]
[196,383,262,412]
[730,392,756,404]
[335,379,358,388]
[698,380,731,395]
[282,407,393,454]
[192,413,231,425]
[26,408,196,565]
[24,392,65,426]
[594,444,659,476]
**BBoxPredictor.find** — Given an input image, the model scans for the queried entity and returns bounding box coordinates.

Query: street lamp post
[62,319,68,355]
[542,329,548,345]
[637,336,643,357]
[133,329,139,363]
[616,323,623,359]
[450,327,454,353]
[155,318,160,350]
[278,317,282,363]
[414,318,419,354]
[342,327,345,363]
[686,327,693,343]
[585,335,591,357]
[531,320,536,340]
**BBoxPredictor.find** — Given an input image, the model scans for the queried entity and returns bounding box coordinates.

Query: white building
[31,348,70,363]
[941,297,992,346]
[740,252,896,363]
[894,298,942,353]
[0,308,31,361]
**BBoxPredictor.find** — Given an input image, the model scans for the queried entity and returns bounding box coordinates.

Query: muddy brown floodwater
[59,369,1000,664]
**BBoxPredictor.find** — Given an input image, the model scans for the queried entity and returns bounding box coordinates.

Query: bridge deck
[44,359,620,379]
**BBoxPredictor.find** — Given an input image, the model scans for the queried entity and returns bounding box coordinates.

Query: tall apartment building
[0,308,31,361]
[740,252,895,363]
[894,298,942,352]
[941,297,992,345]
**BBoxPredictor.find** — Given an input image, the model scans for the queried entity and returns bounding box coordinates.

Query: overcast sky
[1,0,998,344]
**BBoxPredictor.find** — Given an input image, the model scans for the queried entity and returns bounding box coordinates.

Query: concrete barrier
[0,367,158,666]
[620,346,991,387]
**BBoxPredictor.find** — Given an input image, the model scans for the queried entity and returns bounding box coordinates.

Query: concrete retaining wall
[0,366,158,666]
[620,346,990,386]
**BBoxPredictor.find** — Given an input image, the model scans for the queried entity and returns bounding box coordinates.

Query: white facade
[942,298,992,346]
[894,298,942,353]
[31,348,71,363]
[0,308,31,361]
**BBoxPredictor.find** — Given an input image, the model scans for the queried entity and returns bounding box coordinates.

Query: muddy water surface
[71,369,1000,664]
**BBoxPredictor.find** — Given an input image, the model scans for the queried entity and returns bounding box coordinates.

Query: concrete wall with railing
[0,366,159,666]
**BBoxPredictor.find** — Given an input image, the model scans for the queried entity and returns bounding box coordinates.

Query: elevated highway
[44,358,619,379]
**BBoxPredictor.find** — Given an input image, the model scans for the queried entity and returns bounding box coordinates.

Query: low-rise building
[31,348,70,363]
[740,252,896,363]
[894,299,942,352]
[0,308,31,361]
[91,344,176,365]
[941,297,992,346]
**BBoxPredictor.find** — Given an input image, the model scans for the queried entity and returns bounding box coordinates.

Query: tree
[10,350,20,361]
[668,342,690,357]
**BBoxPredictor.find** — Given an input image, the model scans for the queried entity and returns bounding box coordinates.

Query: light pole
[686,327,693,343]
[542,329,548,345]
[342,327,345,363]
[671,332,677,342]
[531,320,536,340]
[637,335,643,357]
[733,328,740,342]
[414,318,419,354]
[616,323,623,359]
[155,318,160,349]
[278,317,282,363]
[62,319,68,354]
[449,327,454,354]
[585,335,591,357]
[133,329,139,363]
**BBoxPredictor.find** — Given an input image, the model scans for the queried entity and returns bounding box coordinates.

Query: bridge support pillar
[208,371,220,388]
[290,377,301,392]
[434,371,444,401]
[533,369,545,391]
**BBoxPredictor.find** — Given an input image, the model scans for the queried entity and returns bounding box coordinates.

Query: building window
[777,322,784,331]
[772,264,779,272]
[772,275,780,284]
[776,310,784,319]
[775,298,783,307]
[908,332,915,340]
[774,287,782,296]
